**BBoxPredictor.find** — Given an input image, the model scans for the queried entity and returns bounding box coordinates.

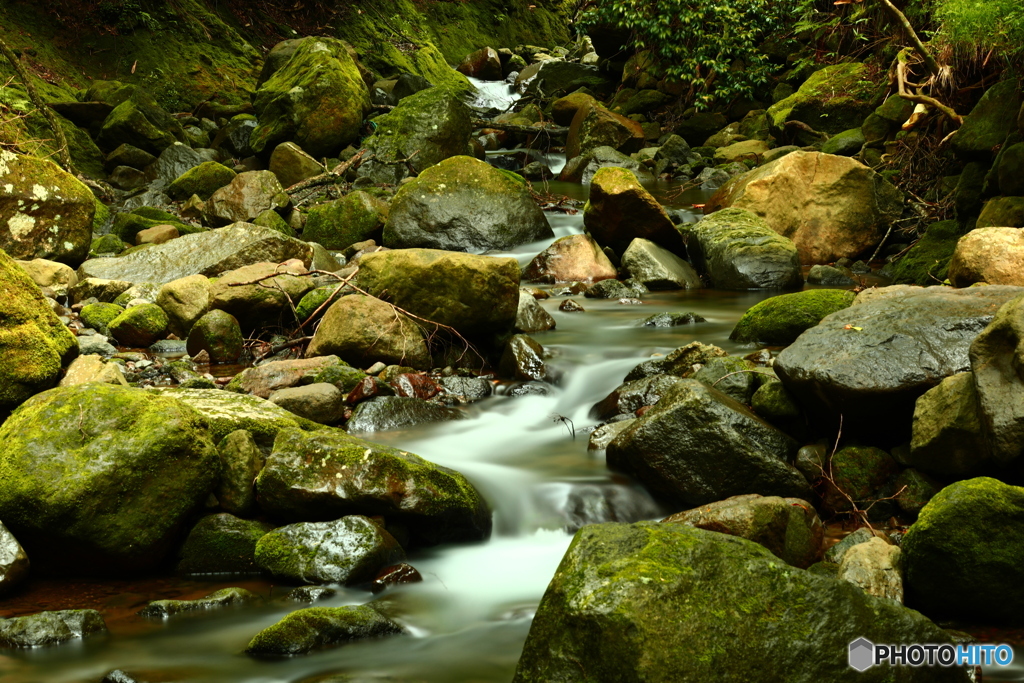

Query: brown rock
[370,563,423,593]
[456,47,502,81]
[559,299,585,312]
[390,373,440,400]
[136,224,180,245]
[59,354,129,387]
[552,92,598,126]
[566,101,645,160]
[583,166,683,255]
[948,227,1024,287]
[228,356,342,398]
[306,294,432,369]
[269,142,325,189]
[208,261,313,330]
[707,151,903,264]
[523,234,617,283]
[205,171,290,226]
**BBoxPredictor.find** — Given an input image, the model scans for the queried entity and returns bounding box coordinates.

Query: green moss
[111,211,205,244]
[890,220,963,285]
[295,286,345,326]
[167,161,237,201]
[730,289,857,346]
[311,363,367,393]
[253,209,296,237]
[822,445,898,514]
[245,605,403,656]
[751,382,801,421]
[767,63,884,138]
[79,302,124,335]
[108,303,168,347]
[304,191,389,250]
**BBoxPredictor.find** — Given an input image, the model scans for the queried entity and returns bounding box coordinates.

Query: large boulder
[347,395,467,432]
[382,156,552,252]
[730,289,857,345]
[0,384,218,574]
[208,261,314,331]
[583,167,682,255]
[357,85,473,185]
[305,294,432,369]
[948,227,1024,287]
[606,379,809,507]
[0,151,95,266]
[565,101,645,160]
[255,427,491,545]
[518,60,613,99]
[684,208,802,289]
[513,522,968,683]
[95,85,185,155]
[523,234,616,283]
[767,63,883,140]
[303,191,389,251]
[707,151,903,264]
[909,372,988,479]
[0,249,78,411]
[951,79,1022,161]
[355,249,520,348]
[903,477,1024,623]
[205,171,290,226]
[251,37,370,158]
[78,224,313,284]
[775,285,1024,435]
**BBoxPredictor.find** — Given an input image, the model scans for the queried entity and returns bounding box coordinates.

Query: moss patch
[730,289,857,346]
[890,220,963,285]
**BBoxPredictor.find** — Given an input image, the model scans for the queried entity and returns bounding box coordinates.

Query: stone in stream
[807,264,856,287]
[584,278,647,299]
[370,562,423,593]
[591,375,682,420]
[225,356,346,398]
[638,312,705,327]
[620,238,701,290]
[662,493,823,568]
[305,294,432,370]
[730,289,857,346]
[457,46,502,80]
[607,379,809,508]
[523,234,617,284]
[0,384,218,574]
[58,354,128,388]
[512,522,969,683]
[15,258,78,297]
[346,396,467,433]
[683,207,802,290]
[515,291,556,333]
[287,585,338,603]
[903,477,1024,623]
[908,372,988,479]
[269,383,346,425]
[139,587,264,618]
[775,284,1024,437]
[565,100,646,160]
[583,167,683,256]
[439,376,493,404]
[1,151,96,266]
[0,609,108,649]
[0,521,29,595]
[78,224,313,285]
[838,536,903,603]
[691,356,763,404]
[706,151,904,264]
[304,190,389,251]
[177,513,272,575]
[499,334,548,382]
[382,156,552,252]
[255,516,405,585]
[255,427,491,545]
[215,430,265,516]
[245,605,404,656]
[558,146,654,185]
[107,302,168,347]
[551,92,598,126]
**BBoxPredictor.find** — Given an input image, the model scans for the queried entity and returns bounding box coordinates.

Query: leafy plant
[933,0,1024,67]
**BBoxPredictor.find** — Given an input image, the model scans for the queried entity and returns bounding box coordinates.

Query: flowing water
[3,79,1022,683]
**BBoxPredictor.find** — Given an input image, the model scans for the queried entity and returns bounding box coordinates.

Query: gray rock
[554,482,661,532]
[245,604,404,656]
[621,238,701,290]
[515,291,556,333]
[638,312,705,327]
[592,374,682,420]
[557,146,654,184]
[587,419,636,451]
[216,430,264,516]
[969,293,1024,467]
[346,396,467,433]
[254,516,405,585]
[0,521,29,595]
[807,264,855,286]
[584,278,648,299]
[838,537,903,603]
[149,143,206,183]
[269,383,346,424]
[139,587,263,617]
[0,610,107,648]
[499,334,547,381]
[439,376,493,403]
[77,334,118,357]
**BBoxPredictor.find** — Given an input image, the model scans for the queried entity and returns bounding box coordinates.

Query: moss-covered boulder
[96,89,186,155]
[767,63,883,141]
[305,294,431,370]
[903,477,1024,623]
[1,151,96,266]
[0,610,108,649]
[255,427,491,545]
[565,100,646,160]
[215,430,264,516]
[552,91,598,126]
[583,166,683,255]
[167,161,237,201]
[245,605,404,656]
[513,522,968,682]
[254,516,405,585]
[251,37,370,158]
[890,220,962,285]
[691,355,761,404]
[382,156,551,252]
[952,80,1023,161]
[304,191,389,250]
[107,303,168,347]
[820,445,899,517]
[177,513,272,576]
[684,208,802,289]
[208,261,314,331]
[295,285,345,326]
[139,587,263,618]
[820,127,866,156]
[0,384,218,574]
[731,289,857,345]
[977,196,1024,229]
[79,302,123,336]
[186,309,243,364]
[0,249,78,410]
[357,85,473,185]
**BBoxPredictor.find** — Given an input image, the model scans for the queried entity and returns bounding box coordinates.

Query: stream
[2,78,1023,683]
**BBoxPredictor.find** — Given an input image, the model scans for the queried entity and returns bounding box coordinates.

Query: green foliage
[579,0,788,108]
[934,0,1024,66]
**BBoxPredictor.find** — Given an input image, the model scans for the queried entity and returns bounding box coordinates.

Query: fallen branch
[256,336,313,362]
[472,119,569,137]
[286,149,367,195]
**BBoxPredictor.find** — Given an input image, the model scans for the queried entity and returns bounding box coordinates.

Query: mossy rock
[252,209,296,237]
[139,587,263,617]
[903,477,1024,623]
[304,191,389,250]
[821,445,899,516]
[0,248,79,410]
[311,362,367,393]
[295,285,347,327]
[820,127,865,156]
[90,234,126,257]
[97,90,186,155]
[0,609,108,648]
[111,211,205,245]
[167,161,237,201]
[767,63,883,140]
[79,302,124,336]
[889,220,963,285]
[177,513,274,575]
[0,384,218,574]
[952,80,1023,161]
[245,605,404,656]
[751,381,801,423]
[691,356,760,404]
[730,289,857,346]
[186,309,243,364]
[977,196,1024,229]
[108,303,168,347]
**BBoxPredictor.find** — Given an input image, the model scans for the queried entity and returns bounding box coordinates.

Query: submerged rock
[139,587,264,618]
[245,605,404,656]
[0,610,107,649]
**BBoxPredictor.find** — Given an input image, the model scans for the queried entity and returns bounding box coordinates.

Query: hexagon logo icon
[849,637,875,672]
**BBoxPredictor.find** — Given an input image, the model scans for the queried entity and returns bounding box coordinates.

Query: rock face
[255,428,491,545]
[948,227,1024,287]
[775,285,1024,435]
[255,516,405,584]
[583,167,682,255]
[0,151,96,266]
[382,156,551,252]
[0,610,108,649]
[606,379,809,508]
[707,152,903,264]
[245,605,404,656]
[304,191,389,251]
[838,536,903,603]
[523,234,616,283]
[78,225,313,284]
[685,208,802,289]
[513,522,968,683]
[177,513,272,575]
[903,477,1024,623]
[0,521,29,595]
[0,249,79,410]
[205,171,290,226]
[621,238,701,290]
[251,37,370,158]
[306,294,431,369]
[0,384,218,574]
[662,494,822,568]
[355,249,520,347]
[565,100,645,160]
[731,289,857,345]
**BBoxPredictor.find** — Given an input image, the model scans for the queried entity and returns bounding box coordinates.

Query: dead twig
[286,149,367,195]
